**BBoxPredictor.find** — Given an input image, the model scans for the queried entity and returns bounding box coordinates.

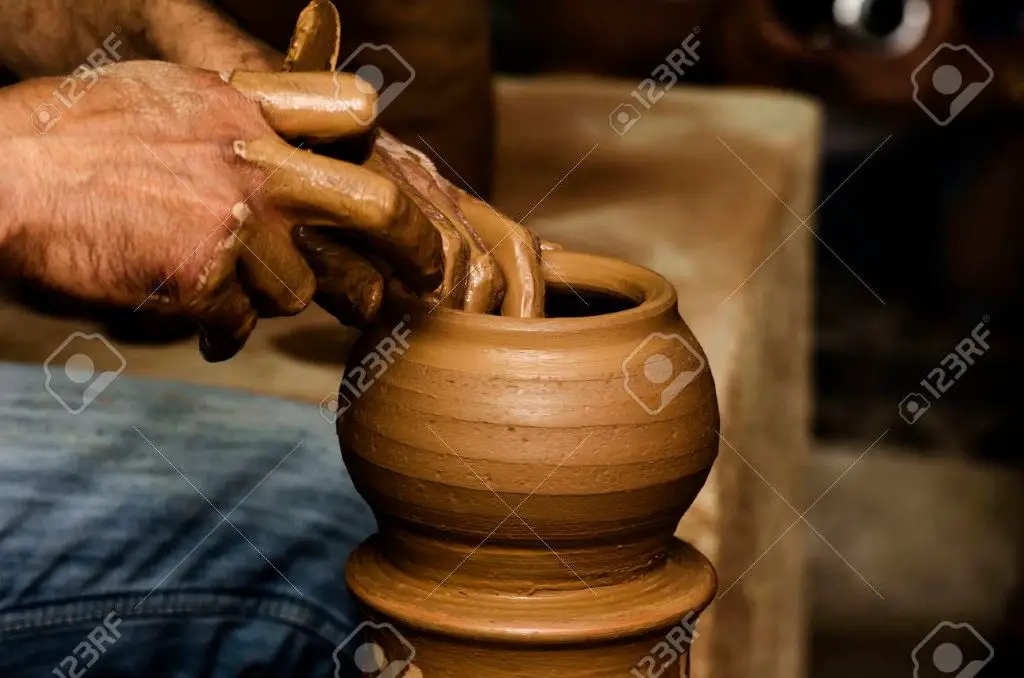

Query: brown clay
[454,189,545,317]
[371,131,505,314]
[282,0,341,72]
[229,71,375,140]
[292,226,384,327]
[340,250,719,675]
[269,8,387,327]
[213,0,497,192]
[364,147,471,311]
[233,136,442,292]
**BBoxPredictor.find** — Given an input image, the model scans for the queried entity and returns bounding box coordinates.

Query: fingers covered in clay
[370,132,506,313]
[229,71,377,139]
[293,226,385,327]
[431,194,504,314]
[193,280,258,362]
[365,149,469,310]
[234,136,443,293]
[455,190,546,318]
[237,212,316,316]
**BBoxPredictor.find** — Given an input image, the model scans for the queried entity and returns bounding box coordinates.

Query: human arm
[0,61,441,359]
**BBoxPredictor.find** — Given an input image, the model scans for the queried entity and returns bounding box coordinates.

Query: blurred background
[1,0,1020,676]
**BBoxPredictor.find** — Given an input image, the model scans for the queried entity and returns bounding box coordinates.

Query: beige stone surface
[0,77,821,678]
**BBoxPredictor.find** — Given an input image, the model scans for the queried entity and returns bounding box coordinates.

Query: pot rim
[403,250,678,333]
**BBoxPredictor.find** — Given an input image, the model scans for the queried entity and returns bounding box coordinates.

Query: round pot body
[339,250,718,676]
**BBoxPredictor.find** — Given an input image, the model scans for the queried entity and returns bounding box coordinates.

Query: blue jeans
[0,362,375,676]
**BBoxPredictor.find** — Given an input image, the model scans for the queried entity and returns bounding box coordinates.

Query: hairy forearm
[142,0,281,72]
[0,82,42,253]
[0,0,278,78]
[0,0,151,77]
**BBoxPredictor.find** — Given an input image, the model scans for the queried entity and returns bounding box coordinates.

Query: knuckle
[363,177,405,229]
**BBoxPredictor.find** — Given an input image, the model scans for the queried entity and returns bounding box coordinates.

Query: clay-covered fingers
[229,71,377,139]
[293,226,385,327]
[193,281,258,363]
[456,191,546,318]
[234,137,443,293]
[364,150,469,310]
[369,132,505,313]
[429,196,504,314]
[236,210,316,317]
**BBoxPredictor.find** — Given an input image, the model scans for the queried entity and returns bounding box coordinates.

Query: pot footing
[344,536,716,676]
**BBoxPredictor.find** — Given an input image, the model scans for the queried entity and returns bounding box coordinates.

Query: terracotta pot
[338,250,718,675]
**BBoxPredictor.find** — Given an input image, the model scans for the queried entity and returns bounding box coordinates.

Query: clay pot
[339,250,718,675]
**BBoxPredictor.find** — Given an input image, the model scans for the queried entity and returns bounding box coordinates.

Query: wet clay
[229,71,375,140]
[233,137,442,292]
[454,189,545,317]
[372,130,547,317]
[282,0,340,72]
[371,131,505,314]
[340,251,719,675]
[244,0,546,316]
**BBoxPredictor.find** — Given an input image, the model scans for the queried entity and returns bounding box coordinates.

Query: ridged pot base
[346,536,715,677]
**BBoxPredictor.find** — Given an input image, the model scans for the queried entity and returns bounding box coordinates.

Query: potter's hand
[271,0,546,317]
[369,131,546,317]
[0,61,442,360]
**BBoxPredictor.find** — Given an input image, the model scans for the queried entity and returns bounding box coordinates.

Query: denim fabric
[0,361,375,677]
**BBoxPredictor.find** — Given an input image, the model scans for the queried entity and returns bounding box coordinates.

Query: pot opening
[542,285,640,318]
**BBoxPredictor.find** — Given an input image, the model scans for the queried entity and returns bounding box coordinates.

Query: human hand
[0,60,441,360]
[368,131,546,317]
[273,0,548,317]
